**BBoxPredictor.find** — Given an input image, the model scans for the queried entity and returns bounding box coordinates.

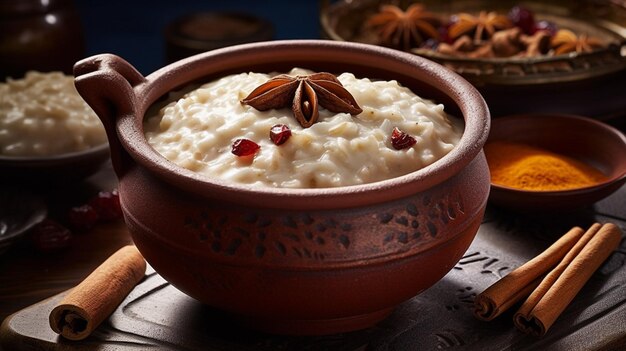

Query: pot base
[231,307,394,335]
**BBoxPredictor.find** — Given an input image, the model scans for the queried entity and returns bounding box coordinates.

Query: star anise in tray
[366,3,441,51]
[448,10,513,43]
[551,29,604,55]
[241,72,362,128]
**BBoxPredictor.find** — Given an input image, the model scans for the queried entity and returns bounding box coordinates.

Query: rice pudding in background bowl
[74,40,490,335]
[0,71,109,183]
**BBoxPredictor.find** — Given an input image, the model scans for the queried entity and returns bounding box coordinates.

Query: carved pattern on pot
[379,190,465,249]
[182,188,466,263]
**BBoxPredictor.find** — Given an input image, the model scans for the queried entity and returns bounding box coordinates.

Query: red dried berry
[68,204,100,232]
[509,5,536,35]
[31,219,73,253]
[439,21,455,44]
[269,124,292,145]
[88,189,122,222]
[391,127,417,150]
[231,138,260,156]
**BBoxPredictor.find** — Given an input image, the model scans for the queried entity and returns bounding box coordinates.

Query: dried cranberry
[231,138,260,156]
[509,6,536,35]
[31,219,73,252]
[269,124,292,145]
[439,21,455,44]
[391,127,417,150]
[534,20,558,36]
[88,189,122,222]
[68,204,99,232]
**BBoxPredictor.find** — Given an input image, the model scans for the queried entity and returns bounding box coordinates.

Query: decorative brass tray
[321,0,626,86]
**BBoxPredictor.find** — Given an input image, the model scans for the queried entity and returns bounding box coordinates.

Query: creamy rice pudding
[144,68,463,188]
[0,71,106,157]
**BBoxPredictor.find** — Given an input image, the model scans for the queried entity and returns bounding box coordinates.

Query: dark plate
[0,143,110,186]
[486,114,626,211]
[0,188,47,255]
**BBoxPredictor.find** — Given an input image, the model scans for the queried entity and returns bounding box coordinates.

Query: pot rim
[119,40,490,210]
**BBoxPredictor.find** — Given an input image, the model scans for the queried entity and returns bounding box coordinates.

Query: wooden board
[2,187,626,351]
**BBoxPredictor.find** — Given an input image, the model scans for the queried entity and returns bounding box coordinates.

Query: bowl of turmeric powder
[484,114,626,210]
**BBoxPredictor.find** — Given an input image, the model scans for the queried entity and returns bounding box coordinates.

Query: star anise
[551,29,604,55]
[241,72,362,128]
[366,4,440,51]
[448,11,512,43]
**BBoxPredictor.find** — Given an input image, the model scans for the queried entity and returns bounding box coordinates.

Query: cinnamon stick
[49,245,146,340]
[513,223,622,336]
[474,226,585,321]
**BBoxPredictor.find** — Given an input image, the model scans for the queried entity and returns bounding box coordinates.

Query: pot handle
[74,54,145,178]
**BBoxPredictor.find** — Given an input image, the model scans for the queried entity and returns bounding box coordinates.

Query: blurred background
[74,0,321,75]
[1,0,624,125]
[0,0,322,78]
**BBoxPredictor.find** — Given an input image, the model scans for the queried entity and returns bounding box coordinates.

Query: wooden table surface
[1,163,625,351]
[0,163,131,324]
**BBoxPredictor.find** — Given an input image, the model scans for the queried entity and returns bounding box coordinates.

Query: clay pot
[73,40,490,335]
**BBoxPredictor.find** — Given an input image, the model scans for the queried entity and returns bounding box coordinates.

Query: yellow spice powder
[484,141,607,191]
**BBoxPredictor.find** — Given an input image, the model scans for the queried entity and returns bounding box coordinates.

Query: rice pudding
[0,71,106,157]
[144,68,463,188]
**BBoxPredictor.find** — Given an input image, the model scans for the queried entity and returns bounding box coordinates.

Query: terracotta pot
[73,40,491,335]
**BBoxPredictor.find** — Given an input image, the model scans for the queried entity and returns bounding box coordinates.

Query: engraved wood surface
[1,165,625,351]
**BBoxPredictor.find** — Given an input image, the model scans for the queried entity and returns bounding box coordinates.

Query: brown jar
[164,12,274,63]
[0,0,85,80]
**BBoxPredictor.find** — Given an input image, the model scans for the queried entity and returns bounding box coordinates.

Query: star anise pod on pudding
[448,11,512,43]
[366,4,441,51]
[551,29,604,55]
[241,72,362,128]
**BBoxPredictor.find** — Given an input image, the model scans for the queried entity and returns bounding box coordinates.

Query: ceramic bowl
[486,114,626,211]
[73,40,491,335]
[0,144,110,185]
